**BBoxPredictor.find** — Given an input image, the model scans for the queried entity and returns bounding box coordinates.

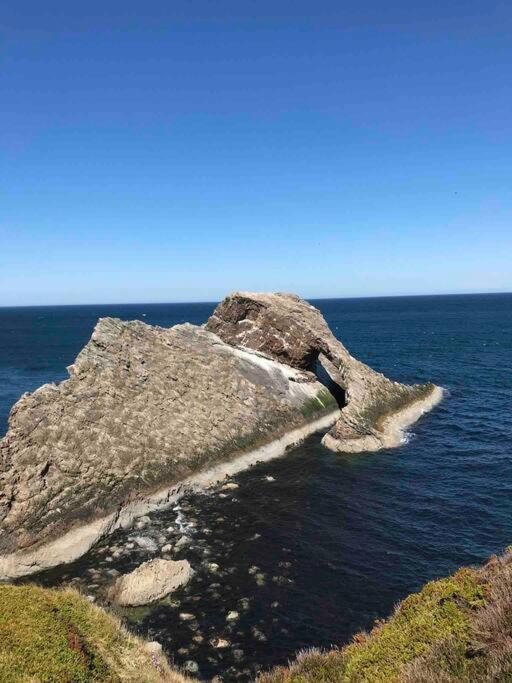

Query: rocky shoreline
[322,384,444,453]
[0,410,339,580]
[0,291,441,581]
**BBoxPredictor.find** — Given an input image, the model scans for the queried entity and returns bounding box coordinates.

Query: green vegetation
[0,584,189,682]
[301,388,338,418]
[259,555,512,682]
[341,568,483,681]
[368,383,436,433]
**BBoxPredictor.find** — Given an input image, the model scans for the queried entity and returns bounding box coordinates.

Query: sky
[1,1,511,305]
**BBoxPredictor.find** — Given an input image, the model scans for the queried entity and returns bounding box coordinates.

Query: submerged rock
[134,515,151,529]
[183,660,199,674]
[108,558,193,607]
[134,536,158,552]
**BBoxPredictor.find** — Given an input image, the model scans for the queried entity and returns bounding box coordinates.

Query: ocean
[1,293,512,680]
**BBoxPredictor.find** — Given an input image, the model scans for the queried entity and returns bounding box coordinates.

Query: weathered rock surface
[206,292,443,452]
[108,558,193,606]
[0,312,337,578]
[0,291,440,579]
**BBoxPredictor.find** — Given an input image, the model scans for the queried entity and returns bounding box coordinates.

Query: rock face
[0,291,440,579]
[0,313,338,578]
[108,558,193,606]
[206,292,443,452]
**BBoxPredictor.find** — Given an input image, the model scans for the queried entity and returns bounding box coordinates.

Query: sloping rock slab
[108,558,193,606]
[0,315,336,577]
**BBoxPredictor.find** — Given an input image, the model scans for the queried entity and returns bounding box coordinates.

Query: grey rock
[174,535,191,550]
[108,558,193,606]
[206,291,442,453]
[134,536,158,552]
[221,482,239,490]
[179,612,196,622]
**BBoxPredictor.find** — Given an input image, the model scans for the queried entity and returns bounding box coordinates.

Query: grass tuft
[301,389,338,418]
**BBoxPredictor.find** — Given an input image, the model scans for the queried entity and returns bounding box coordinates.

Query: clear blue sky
[1,1,511,305]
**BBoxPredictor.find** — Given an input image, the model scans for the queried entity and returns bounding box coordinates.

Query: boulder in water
[108,558,193,606]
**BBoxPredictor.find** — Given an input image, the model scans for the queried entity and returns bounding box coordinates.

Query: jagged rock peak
[206,291,346,369]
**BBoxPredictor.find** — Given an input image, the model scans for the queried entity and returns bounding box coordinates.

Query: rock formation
[0,291,441,579]
[108,558,193,606]
[0,313,338,578]
[206,292,442,452]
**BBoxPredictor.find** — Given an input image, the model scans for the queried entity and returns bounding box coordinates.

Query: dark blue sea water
[1,294,512,680]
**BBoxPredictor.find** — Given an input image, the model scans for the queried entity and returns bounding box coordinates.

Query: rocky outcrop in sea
[107,558,193,606]
[207,292,443,453]
[0,292,441,579]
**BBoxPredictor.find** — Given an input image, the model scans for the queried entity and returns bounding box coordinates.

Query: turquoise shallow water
[1,293,512,680]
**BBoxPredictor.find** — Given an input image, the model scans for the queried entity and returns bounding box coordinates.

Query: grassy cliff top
[0,584,190,682]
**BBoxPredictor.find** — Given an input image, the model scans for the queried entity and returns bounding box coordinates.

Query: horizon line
[1,290,511,310]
